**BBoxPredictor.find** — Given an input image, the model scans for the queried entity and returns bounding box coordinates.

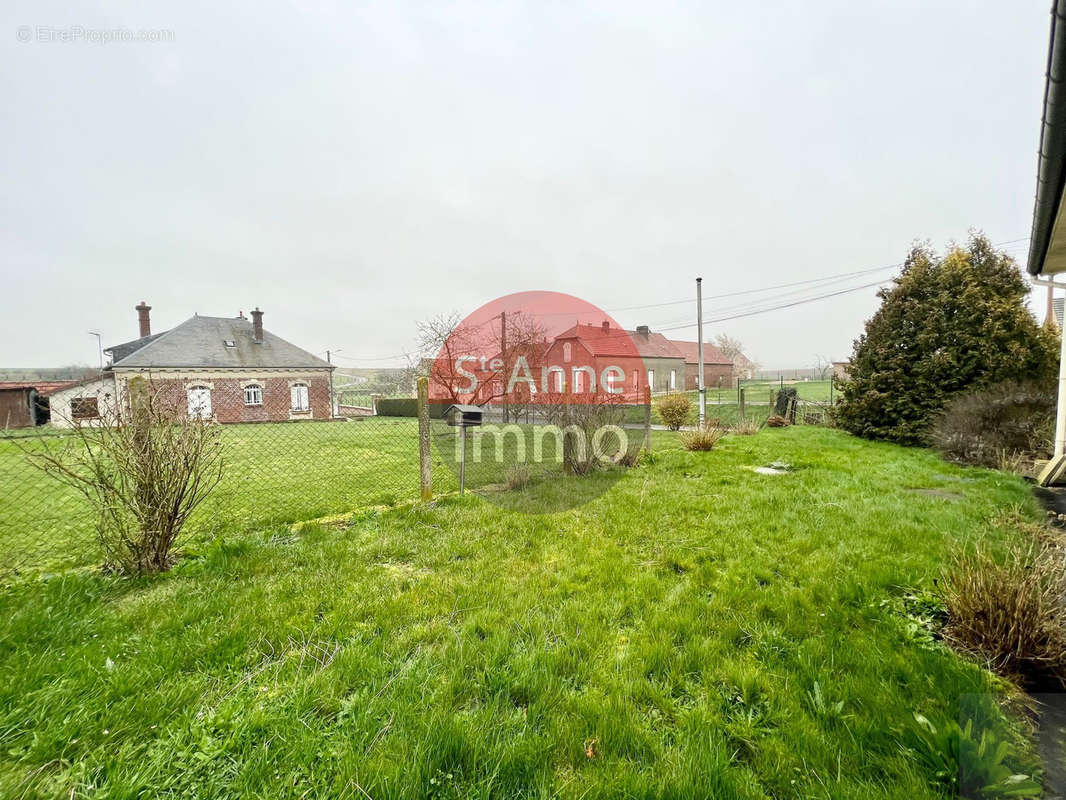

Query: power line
[321,235,1031,360]
[658,278,891,332]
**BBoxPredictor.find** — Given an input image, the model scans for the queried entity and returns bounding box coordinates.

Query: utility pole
[500,310,507,422]
[326,349,339,418]
[88,331,103,371]
[696,277,705,427]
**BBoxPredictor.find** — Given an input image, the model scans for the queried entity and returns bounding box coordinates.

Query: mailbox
[444,404,483,428]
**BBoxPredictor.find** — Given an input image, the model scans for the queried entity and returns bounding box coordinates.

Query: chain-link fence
[0,375,832,577]
[0,378,447,577]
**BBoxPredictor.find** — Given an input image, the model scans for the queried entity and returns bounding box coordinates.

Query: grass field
[0,427,1042,798]
[0,419,669,572]
[0,420,432,573]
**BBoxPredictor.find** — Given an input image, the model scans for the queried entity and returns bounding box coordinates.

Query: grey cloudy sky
[0,0,1051,370]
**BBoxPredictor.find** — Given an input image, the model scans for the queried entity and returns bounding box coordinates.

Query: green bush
[834,234,1058,445]
[375,399,445,418]
[655,393,692,430]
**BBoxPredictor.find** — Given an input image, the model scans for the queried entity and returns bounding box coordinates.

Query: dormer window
[224,340,236,348]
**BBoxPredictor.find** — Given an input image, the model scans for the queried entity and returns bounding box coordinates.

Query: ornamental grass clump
[941,543,1066,689]
[681,423,726,452]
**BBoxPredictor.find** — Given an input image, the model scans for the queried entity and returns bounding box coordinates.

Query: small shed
[0,381,75,429]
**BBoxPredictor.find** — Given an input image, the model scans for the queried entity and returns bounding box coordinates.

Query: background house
[667,340,734,390]
[52,303,334,427]
[546,322,685,397]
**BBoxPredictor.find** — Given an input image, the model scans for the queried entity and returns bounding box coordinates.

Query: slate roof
[668,340,733,366]
[555,324,684,359]
[106,315,332,370]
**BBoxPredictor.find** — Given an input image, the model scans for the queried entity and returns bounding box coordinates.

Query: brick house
[667,340,735,391]
[51,303,333,427]
[545,322,686,397]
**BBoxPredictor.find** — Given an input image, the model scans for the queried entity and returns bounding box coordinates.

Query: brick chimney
[135,301,151,338]
[602,320,610,332]
[251,307,264,343]
[636,325,650,338]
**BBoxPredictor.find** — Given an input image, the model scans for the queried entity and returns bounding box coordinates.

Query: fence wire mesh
[0,380,432,577]
[0,376,836,577]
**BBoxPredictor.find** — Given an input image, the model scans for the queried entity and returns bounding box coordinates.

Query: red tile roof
[668,340,733,365]
[555,324,683,359]
[0,381,76,397]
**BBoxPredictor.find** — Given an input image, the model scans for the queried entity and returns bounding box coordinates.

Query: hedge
[374,398,446,418]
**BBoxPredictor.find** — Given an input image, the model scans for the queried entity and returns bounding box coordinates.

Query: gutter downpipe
[1034,276,1066,484]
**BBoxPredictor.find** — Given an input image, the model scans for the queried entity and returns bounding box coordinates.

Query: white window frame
[290,382,310,412]
[670,370,676,391]
[562,342,572,363]
[647,369,655,390]
[187,385,212,420]
[243,383,263,406]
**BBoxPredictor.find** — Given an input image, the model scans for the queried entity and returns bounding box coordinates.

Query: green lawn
[0,427,1042,798]
[0,420,434,573]
[0,418,662,572]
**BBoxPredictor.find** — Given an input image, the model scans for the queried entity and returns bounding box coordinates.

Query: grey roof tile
[109,315,331,369]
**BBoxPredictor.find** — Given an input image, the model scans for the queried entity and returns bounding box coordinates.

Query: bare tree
[713,334,745,361]
[812,354,833,381]
[417,310,548,420]
[23,378,223,575]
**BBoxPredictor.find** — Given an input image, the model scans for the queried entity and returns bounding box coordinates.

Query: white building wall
[48,376,118,428]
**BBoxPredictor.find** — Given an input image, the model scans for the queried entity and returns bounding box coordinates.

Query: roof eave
[1029,0,1066,275]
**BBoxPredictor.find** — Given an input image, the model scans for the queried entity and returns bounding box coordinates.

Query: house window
[290,383,310,412]
[70,397,99,420]
[243,383,263,406]
[187,386,212,420]
[224,340,236,348]
[550,368,564,392]
[563,342,572,363]
[670,370,676,391]
[647,369,655,390]
[573,369,585,394]
[632,370,638,388]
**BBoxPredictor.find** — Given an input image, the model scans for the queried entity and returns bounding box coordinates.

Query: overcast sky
[0,0,1052,371]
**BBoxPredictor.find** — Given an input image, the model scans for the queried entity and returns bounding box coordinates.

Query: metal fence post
[417,377,432,502]
[643,385,652,452]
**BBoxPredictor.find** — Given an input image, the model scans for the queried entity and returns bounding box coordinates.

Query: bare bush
[680,423,726,452]
[24,380,223,575]
[941,544,1066,688]
[655,393,691,430]
[931,381,1054,470]
[540,389,629,474]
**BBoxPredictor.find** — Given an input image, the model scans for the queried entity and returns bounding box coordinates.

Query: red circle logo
[428,291,652,511]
